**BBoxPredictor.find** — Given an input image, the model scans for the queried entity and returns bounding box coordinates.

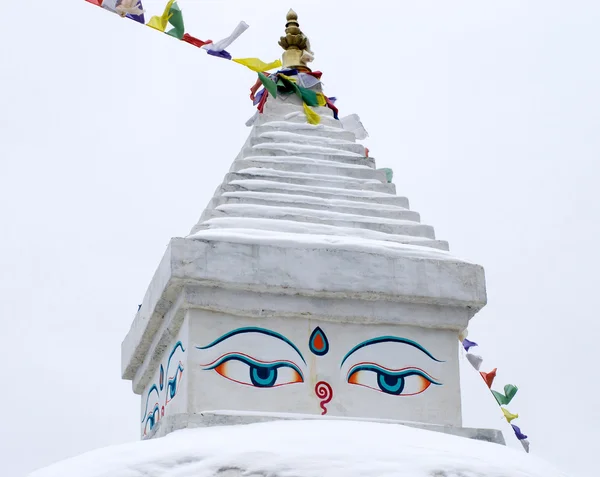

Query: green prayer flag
[258,72,278,99]
[166,2,185,40]
[278,74,319,107]
[299,86,319,107]
[380,168,394,183]
[278,74,300,95]
[492,384,518,406]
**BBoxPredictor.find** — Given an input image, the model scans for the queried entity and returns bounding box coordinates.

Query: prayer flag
[166,2,185,39]
[253,88,265,106]
[147,0,175,32]
[381,168,394,183]
[501,407,519,423]
[325,97,339,120]
[86,0,104,6]
[466,353,483,370]
[492,384,518,406]
[183,34,212,48]
[316,93,327,107]
[521,439,530,453]
[115,0,145,22]
[512,424,528,441]
[202,21,249,52]
[233,58,282,72]
[480,368,497,388]
[258,72,278,99]
[278,74,319,106]
[303,102,321,125]
[463,339,478,352]
[207,49,232,60]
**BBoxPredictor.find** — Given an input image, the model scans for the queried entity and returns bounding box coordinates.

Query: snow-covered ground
[30,419,567,477]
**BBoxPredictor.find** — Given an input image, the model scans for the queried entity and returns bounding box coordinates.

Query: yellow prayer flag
[279,73,297,83]
[316,93,327,107]
[502,407,519,423]
[147,0,176,32]
[303,102,320,125]
[233,58,282,72]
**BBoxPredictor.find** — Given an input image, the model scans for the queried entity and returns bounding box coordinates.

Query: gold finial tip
[286,9,298,22]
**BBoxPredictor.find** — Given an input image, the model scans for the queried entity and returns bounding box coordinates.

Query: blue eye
[203,353,304,388]
[144,405,160,436]
[166,363,184,404]
[250,365,278,387]
[348,364,441,396]
[378,372,405,394]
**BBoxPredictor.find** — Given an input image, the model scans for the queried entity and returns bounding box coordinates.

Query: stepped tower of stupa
[121,9,497,444]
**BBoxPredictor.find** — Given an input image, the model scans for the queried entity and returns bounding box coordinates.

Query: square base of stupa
[122,236,486,438]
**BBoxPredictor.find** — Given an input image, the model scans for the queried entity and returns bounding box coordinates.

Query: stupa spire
[279,9,314,70]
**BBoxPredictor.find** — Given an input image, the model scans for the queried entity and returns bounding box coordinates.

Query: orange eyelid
[214,362,228,377]
[348,372,361,385]
[291,370,303,383]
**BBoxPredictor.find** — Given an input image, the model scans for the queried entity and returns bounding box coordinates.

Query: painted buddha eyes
[166,362,184,402]
[197,329,443,397]
[144,405,160,435]
[203,353,304,388]
[347,364,440,396]
[197,327,307,389]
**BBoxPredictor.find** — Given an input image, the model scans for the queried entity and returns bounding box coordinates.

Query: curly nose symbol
[315,381,333,415]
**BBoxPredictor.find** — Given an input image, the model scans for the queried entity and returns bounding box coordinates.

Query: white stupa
[30,9,569,477]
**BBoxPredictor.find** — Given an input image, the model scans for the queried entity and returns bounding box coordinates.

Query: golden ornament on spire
[279,9,314,71]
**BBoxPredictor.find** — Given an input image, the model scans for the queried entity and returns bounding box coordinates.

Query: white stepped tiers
[121,84,489,442]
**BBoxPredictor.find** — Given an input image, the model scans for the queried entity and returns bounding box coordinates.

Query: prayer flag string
[461,334,530,452]
[85,0,340,126]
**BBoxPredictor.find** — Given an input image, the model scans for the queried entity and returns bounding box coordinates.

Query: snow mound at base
[29,420,567,477]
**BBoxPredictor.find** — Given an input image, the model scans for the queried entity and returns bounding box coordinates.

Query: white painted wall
[186,309,461,426]
[140,319,189,438]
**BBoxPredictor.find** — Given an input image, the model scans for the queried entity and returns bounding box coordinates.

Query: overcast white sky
[1,1,599,476]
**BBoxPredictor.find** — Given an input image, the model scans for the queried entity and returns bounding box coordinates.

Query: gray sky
[1,1,598,476]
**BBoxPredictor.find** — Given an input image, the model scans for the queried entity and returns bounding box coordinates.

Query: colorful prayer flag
[147,0,175,32]
[258,72,278,99]
[207,49,232,60]
[512,424,528,441]
[480,368,497,388]
[502,407,519,423]
[463,339,478,352]
[202,21,249,52]
[303,102,321,125]
[492,384,518,406]
[182,34,212,48]
[233,58,282,72]
[466,353,483,370]
[166,2,185,39]
[116,0,145,22]
[85,0,103,6]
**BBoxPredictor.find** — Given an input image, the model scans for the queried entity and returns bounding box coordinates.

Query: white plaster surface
[186,309,462,426]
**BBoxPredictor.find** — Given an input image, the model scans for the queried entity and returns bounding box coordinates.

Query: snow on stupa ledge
[121,79,488,441]
[29,420,568,477]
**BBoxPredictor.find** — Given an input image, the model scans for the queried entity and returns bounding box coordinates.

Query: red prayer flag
[480,368,497,388]
[85,0,103,5]
[257,89,269,113]
[250,77,262,102]
[182,34,213,48]
[306,71,323,79]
